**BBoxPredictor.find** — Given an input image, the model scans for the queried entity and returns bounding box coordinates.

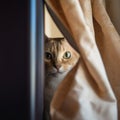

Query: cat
[44,35,80,120]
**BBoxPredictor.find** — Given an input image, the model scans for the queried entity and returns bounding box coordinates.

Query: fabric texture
[45,0,120,119]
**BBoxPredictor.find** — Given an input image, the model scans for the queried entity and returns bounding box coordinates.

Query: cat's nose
[54,64,61,70]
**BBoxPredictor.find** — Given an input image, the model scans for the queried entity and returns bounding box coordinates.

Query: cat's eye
[45,52,52,60]
[63,51,71,59]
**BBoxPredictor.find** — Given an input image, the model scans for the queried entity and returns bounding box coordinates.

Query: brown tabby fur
[44,35,80,120]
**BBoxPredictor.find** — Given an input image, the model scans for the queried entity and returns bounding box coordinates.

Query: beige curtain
[45,0,120,120]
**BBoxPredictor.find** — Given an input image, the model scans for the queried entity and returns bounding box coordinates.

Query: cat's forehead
[45,35,66,44]
[46,38,66,46]
[45,38,68,52]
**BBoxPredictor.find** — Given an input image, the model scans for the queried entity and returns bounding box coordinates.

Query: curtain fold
[45,0,120,119]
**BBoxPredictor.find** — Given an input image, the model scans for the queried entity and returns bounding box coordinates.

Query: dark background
[0,0,29,120]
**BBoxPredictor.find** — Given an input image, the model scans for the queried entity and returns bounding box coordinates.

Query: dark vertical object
[36,0,44,119]
[0,0,29,120]
[30,0,44,120]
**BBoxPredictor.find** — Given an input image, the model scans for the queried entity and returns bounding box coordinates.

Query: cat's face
[45,36,80,76]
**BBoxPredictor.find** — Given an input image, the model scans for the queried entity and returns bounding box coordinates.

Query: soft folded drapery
[45,0,120,120]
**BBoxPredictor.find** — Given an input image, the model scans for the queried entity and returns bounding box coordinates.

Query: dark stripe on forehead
[52,40,61,58]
